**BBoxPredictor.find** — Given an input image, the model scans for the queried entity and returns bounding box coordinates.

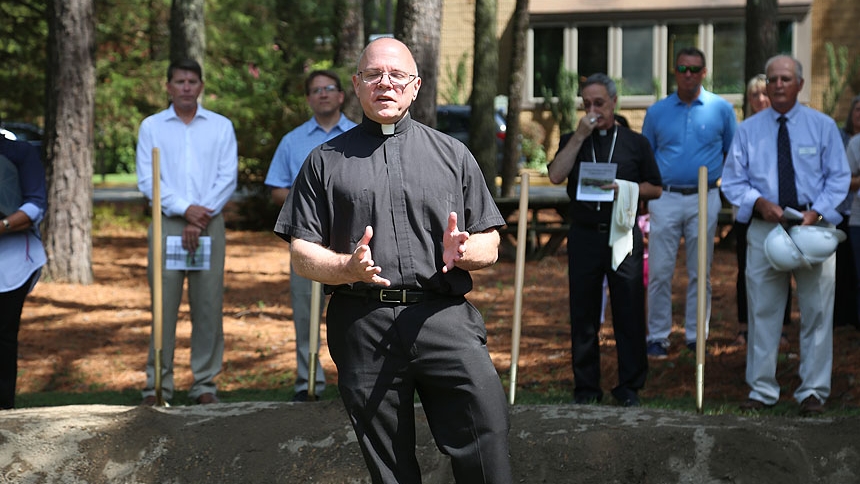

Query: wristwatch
[1,218,9,230]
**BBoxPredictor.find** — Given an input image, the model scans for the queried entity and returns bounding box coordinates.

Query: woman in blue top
[0,130,47,410]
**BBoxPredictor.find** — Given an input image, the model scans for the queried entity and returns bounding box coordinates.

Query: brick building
[439,0,860,158]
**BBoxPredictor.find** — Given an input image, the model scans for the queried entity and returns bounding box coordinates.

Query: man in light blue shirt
[722,55,849,415]
[136,59,238,406]
[265,70,356,401]
[642,47,737,358]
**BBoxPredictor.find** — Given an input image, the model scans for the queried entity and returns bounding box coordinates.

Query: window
[713,22,745,94]
[527,10,803,104]
[621,26,654,95]
[577,26,608,82]
[533,27,564,98]
[666,24,699,94]
[778,21,793,53]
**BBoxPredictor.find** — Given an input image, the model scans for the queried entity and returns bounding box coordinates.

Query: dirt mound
[1,401,859,483]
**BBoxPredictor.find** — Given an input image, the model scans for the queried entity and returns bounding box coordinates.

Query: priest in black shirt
[548,73,662,407]
[274,38,512,484]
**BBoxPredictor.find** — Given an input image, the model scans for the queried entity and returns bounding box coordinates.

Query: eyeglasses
[675,65,704,74]
[358,70,418,88]
[766,75,795,85]
[311,85,339,95]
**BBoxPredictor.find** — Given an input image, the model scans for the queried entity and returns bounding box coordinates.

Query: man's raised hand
[442,212,469,273]
[352,226,391,286]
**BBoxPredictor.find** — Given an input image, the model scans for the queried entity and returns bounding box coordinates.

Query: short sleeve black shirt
[556,125,661,226]
[274,112,505,296]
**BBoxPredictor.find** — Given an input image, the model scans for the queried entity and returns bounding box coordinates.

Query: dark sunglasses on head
[676,65,704,74]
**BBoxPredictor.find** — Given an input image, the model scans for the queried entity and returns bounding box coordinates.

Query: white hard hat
[788,225,846,265]
[763,224,810,271]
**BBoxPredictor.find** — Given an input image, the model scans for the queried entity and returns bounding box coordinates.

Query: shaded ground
[4,204,860,482]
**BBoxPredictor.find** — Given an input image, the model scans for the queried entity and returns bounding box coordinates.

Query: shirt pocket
[333,189,373,248]
[423,188,457,233]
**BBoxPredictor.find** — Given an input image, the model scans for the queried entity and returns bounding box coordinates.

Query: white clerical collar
[381,124,395,135]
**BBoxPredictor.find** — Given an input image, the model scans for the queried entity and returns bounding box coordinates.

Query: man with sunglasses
[642,47,737,359]
[274,38,512,483]
[265,70,356,402]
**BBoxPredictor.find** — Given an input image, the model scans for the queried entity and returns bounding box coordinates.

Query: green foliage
[442,51,470,104]
[0,0,47,125]
[652,77,662,98]
[540,66,578,134]
[5,0,342,180]
[823,42,860,117]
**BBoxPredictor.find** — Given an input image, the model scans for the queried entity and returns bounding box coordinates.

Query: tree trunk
[745,0,778,117]
[170,0,205,65]
[470,0,499,194]
[43,0,96,284]
[336,0,365,122]
[395,0,442,127]
[501,0,529,198]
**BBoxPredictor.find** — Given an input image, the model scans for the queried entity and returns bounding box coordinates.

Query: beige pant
[143,214,226,401]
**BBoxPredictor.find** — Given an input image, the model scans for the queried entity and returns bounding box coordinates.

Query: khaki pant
[143,214,225,401]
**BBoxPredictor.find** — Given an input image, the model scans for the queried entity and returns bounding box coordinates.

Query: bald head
[353,38,422,124]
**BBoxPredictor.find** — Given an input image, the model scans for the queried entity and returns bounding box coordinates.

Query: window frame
[527,9,810,109]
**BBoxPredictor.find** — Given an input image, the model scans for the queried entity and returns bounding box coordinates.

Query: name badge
[798,146,817,156]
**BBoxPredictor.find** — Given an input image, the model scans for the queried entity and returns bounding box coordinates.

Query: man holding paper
[136,59,238,406]
[548,73,662,406]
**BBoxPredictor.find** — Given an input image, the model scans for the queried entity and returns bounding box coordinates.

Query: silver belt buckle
[379,290,407,303]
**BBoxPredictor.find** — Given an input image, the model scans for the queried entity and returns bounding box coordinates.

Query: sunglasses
[676,65,704,74]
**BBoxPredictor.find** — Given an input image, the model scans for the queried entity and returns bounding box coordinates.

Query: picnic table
[494,185,571,260]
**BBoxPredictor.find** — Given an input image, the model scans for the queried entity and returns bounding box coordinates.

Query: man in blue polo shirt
[642,47,737,358]
[265,70,357,401]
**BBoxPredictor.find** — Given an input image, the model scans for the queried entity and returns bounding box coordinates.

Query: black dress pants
[0,272,37,409]
[567,223,647,403]
[326,294,513,484]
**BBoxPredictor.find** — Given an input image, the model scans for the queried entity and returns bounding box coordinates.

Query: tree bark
[745,0,778,117]
[501,0,529,197]
[395,0,442,127]
[170,0,205,65]
[43,0,96,283]
[335,0,365,122]
[470,0,499,194]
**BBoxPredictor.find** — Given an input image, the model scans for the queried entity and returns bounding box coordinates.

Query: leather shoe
[739,398,772,411]
[799,396,824,416]
[195,393,220,405]
[140,395,157,406]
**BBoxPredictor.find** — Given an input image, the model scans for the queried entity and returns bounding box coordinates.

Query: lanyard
[589,127,618,211]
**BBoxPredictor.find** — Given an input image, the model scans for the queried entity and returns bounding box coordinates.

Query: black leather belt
[336,288,439,304]
[572,221,610,233]
[662,184,718,195]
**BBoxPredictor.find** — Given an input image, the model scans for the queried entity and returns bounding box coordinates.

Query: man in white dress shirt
[136,58,238,406]
[722,55,849,415]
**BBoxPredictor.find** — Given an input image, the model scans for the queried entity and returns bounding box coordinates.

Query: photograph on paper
[165,235,211,271]
[577,162,617,202]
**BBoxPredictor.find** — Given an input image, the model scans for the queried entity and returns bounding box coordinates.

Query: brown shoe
[196,393,220,405]
[739,398,772,411]
[140,395,157,406]
[799,396,824,416]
